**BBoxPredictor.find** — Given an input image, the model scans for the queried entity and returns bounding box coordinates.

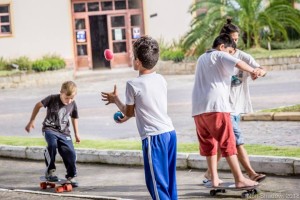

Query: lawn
[244,48,300,59]
[260,104,300,112]
[0,136,299,158]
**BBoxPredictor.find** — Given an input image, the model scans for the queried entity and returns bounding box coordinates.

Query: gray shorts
[230,114,244,146]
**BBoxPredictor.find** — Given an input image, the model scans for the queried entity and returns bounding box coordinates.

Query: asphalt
[0,68,300,199]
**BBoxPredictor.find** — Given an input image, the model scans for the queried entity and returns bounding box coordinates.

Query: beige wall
[145,0,193,43]
[0,0,74,64]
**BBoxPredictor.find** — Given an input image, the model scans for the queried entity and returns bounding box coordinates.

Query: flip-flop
[250,174,266,182]
[203,178,211,184]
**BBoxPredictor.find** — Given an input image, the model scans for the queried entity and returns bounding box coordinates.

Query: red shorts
[194,112,237,157]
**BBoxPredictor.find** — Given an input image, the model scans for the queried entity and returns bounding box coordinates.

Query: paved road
[0,69,299,146]
[0,157,299,200]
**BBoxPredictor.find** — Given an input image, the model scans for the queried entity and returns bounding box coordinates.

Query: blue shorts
[230,114,244,146]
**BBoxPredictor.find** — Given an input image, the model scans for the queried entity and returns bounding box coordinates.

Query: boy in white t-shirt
[101,36,177,200]
[192,34,263,188]
[203,19,267,183]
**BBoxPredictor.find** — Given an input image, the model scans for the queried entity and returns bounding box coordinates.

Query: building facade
[0,0,192,70]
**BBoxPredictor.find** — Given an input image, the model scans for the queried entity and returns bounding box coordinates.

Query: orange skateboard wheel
[55,186,64,193]
[40,182,47,189]
[64,184,72,192]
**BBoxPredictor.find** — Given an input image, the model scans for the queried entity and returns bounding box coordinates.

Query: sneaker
[67,177,79,187]
[45,169,59,182]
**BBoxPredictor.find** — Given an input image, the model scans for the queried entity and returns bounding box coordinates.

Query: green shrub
[0,57,9,70]
[32,60,51,72]
[31,54,66,72]
[42,54,66,70]
[10,56,32,71]
[161,49,185,63]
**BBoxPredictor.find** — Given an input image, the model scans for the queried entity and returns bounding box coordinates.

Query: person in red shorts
[192,34,264,188]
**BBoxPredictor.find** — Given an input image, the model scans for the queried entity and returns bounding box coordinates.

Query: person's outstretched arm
[101,84,135,118]
[25,102,43,133]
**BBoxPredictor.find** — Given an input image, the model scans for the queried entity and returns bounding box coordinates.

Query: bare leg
[237,145,265,181]
[204,149,223,183]
[206,155,221,187]
[225,154,258,188]
[237,145,255,175]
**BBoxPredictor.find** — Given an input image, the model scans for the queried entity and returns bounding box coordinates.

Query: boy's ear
[219,44,225,51]
[135,58,142,67]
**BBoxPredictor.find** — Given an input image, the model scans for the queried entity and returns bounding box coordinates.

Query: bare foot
[235,177,259,188]
[204,172,224,185]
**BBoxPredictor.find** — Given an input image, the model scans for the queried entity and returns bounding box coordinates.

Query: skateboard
[204,181,260,199]
[40,176,72,193]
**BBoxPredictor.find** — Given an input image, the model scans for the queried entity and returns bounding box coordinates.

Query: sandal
[250,173,266,182]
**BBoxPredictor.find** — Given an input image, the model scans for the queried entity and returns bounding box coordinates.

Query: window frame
[0,4,12,37]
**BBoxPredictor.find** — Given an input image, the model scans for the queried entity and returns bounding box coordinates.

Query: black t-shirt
[41,94,79,135]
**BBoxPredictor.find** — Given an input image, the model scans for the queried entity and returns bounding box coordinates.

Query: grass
[0,70,21,76]
[260,104,300,112]
[244,48,300,59]
[0,136,299,158]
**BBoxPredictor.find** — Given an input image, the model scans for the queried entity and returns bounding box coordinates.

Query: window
[128,0,141,9]
[131,14,141,40]
[75,18,88,56]
[75,19,86,30]
[111,16,127,53]
[115,0,126,10]
[101,1,113,11]
[74,3,86,12]
[0,5,11,36]
[88,2,99,12]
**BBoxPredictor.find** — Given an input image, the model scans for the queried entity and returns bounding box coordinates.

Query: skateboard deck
[39,176,72,193]
[204,181,260,198]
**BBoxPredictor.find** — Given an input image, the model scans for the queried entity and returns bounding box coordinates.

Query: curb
[0,145,299,176]
[0,188,129,200]
[242,112,300,121]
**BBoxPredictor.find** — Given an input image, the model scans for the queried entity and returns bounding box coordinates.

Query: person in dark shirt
[25,81,80,187]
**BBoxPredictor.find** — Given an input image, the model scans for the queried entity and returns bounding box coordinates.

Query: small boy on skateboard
[25,81,80,187]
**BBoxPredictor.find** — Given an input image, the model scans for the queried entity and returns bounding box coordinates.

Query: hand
[75,135,80,144]
[101,85,118,105]
[115,115,130,124]
[250,68,260,80]
[25,121,34,133]
[250,72,258,80]
[258,68,267,77]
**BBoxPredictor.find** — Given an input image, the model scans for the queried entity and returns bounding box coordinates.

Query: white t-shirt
[192,49,240,116]
[126,72,174,140]
[230,49,260,115]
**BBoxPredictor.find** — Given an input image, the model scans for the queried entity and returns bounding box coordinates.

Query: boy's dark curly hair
[212,33,236,49]
[133,36,159,69]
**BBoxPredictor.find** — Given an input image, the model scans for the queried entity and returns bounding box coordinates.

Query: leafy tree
[183,0,300,55]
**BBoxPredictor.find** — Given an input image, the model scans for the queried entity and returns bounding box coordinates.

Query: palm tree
[183,0,300,55]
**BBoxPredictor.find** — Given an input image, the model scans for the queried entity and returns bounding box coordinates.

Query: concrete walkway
[0,157,299,200]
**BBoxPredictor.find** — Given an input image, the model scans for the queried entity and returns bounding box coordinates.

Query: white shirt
[230,49,260,115]
[126,72,174,140]
[192,49,240,116]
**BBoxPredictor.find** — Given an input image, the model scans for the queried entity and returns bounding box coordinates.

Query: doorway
[89,15,110,69]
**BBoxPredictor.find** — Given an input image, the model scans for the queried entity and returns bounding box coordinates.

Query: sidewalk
[0,157,299,200]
